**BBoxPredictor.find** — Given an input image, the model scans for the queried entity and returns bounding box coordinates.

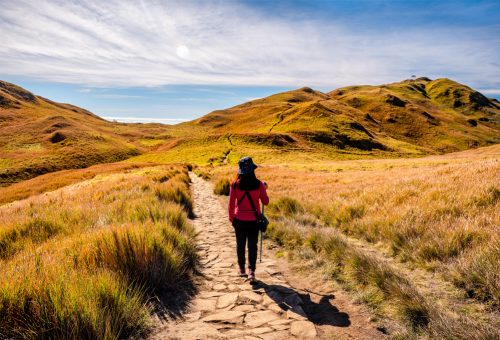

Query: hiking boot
[238,267,248,277]
[248,269,256,283]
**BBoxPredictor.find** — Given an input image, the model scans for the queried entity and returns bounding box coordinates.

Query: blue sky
[1,0,499,122]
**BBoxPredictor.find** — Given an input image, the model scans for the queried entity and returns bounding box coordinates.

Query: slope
[0,80,177,185]
[132,77,499,165]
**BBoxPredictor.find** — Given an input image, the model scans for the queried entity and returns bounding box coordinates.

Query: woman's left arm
[260,182,269,206]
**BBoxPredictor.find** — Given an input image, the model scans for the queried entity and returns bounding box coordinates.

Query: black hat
[238,156,258,174]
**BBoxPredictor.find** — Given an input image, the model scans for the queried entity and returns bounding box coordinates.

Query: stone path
[150,173,385,339]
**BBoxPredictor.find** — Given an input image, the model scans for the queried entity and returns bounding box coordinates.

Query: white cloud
[479,89,500,95]
[0,0,498,90]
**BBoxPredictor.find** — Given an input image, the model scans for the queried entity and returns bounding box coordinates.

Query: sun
[176,45,190,59]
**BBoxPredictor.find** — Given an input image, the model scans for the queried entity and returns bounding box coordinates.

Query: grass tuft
[214,178,231,196]
[268,197,304,216]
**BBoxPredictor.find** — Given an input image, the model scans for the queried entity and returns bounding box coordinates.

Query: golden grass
[0,162,157,205]
[0,165,197,338]
[208,145,500,338]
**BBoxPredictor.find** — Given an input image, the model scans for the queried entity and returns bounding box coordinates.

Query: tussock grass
[450,238,500,305]
[258,152,500,306]
[193,167,211,180]
[268,197,304,217]
[0,165,198,338]
[214,177,231,196]
[267,217,499,339]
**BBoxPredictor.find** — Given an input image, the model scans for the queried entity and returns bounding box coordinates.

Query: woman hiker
[228,157,269,283]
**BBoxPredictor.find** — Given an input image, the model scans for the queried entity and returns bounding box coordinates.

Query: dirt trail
[150,173,385,339]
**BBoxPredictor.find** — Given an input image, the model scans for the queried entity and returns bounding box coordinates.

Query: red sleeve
[228,182,237,221]
[260,182,269,206]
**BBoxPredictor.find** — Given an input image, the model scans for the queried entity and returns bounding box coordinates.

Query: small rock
[268,303,284,314]
[272,324,290,331]
[192,299,217,312]
[212,323,233,330]
[222,329,247,337]
[244,310,281,327]
[213,262,233,268]
[290,320,317,338]
[268,319,292,326]
[250,326,274,335]
[264,268,281,276]
[184,311,202,321]
[217,292,239,308]
[200,291,225,298]
[233,304,256,312]
[213,283,227,291]
[262,294,274,306]
[238,291,263,304]
[238,284,253,291]
[259,330,290,340]
[201,310,245,323]
[227,284,239,291]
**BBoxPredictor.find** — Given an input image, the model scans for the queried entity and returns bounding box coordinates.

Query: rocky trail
[150,173,385,339]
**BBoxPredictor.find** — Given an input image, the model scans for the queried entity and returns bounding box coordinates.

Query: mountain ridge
[1,77,499,182]
[170,77,499,163]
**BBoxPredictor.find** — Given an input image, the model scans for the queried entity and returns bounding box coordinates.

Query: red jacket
[228,181,269,222]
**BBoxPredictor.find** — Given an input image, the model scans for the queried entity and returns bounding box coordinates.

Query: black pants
[232,218,259,271]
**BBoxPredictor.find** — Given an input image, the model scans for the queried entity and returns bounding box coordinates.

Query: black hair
[235,171,261,191]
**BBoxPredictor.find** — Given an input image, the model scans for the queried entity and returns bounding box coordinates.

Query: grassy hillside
[130,77,499,166]
[0,80,181,186]
[0,164,197,338]
[2,78,498,182]
[329,77,499,153]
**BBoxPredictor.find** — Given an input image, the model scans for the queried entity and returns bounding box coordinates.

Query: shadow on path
[252,280,351,327]
[153,277,198,321]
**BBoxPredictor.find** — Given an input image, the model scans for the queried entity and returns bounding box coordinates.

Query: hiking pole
[259,230,263,263]
[259,205,264,263]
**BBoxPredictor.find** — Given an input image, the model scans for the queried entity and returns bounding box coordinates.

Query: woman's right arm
[228,183,236,222]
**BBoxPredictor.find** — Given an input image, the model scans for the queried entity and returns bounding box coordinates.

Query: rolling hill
[0,80,177,185]
[131,77,499,165]
[1,77,499,184]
